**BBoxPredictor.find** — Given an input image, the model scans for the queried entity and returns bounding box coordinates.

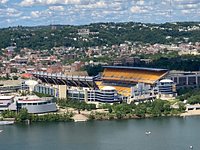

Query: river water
[0,117,199,150]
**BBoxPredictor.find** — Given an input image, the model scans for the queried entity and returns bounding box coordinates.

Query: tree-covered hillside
[0,22,200,50]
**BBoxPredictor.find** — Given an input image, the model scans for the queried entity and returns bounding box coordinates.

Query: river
[0,116,199,150]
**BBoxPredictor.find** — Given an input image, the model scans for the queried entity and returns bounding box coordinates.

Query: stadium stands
[97,66,169,98]
[102,66,168,84]
[96,81,131,97]
[32,66,170,102]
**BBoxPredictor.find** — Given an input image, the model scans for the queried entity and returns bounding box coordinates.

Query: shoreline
[73,110,200,122]
[2,109,200,124]
[2,113,200,124]
[180,110,200,117]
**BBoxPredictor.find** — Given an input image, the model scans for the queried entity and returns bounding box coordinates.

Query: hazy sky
[0,0,200,27]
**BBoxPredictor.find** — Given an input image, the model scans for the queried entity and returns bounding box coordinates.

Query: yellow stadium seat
[102,68,167,84]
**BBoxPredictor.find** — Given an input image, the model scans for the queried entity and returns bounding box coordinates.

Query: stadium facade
[167,70,200,89]
[32,66,177,104]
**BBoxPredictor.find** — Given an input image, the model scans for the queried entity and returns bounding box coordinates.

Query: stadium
[31,66,177,103]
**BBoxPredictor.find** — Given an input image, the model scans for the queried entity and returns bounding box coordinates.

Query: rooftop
[0,96,14,100]
[0,80,22,86]
[15,95,53,103]
[103,66,168,72]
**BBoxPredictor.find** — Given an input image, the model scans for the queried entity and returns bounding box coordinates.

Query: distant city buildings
[0,39,200,77]
[78,28,99,36]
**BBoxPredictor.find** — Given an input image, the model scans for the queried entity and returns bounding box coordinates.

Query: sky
[0,0,200,28]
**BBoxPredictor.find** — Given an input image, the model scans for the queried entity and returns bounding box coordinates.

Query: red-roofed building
[21,73,33,79]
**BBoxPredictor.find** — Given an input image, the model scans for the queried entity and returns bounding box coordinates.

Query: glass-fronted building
[34,84,57,97]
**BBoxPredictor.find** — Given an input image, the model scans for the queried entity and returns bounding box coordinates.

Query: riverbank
[2,108,199,124]
[0,99,190,123]
[181,110,200,117]
[59,105,200,121]
[58,107,182,121]
[57,99,186,121]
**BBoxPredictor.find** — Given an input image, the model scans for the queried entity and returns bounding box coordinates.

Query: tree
[1,110,16,118]
[12,76,18,80]
[134,104,146,118]
[188,95,200,104]
[17,108,29,122]
[84,64,103,76]
[10,68,18,73]
[108,107,112,113]
[178,103,186,112]
[28,61,35,66]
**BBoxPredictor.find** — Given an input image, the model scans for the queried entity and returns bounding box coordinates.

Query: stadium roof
[32,72,98,88]
[103,66,168,72]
